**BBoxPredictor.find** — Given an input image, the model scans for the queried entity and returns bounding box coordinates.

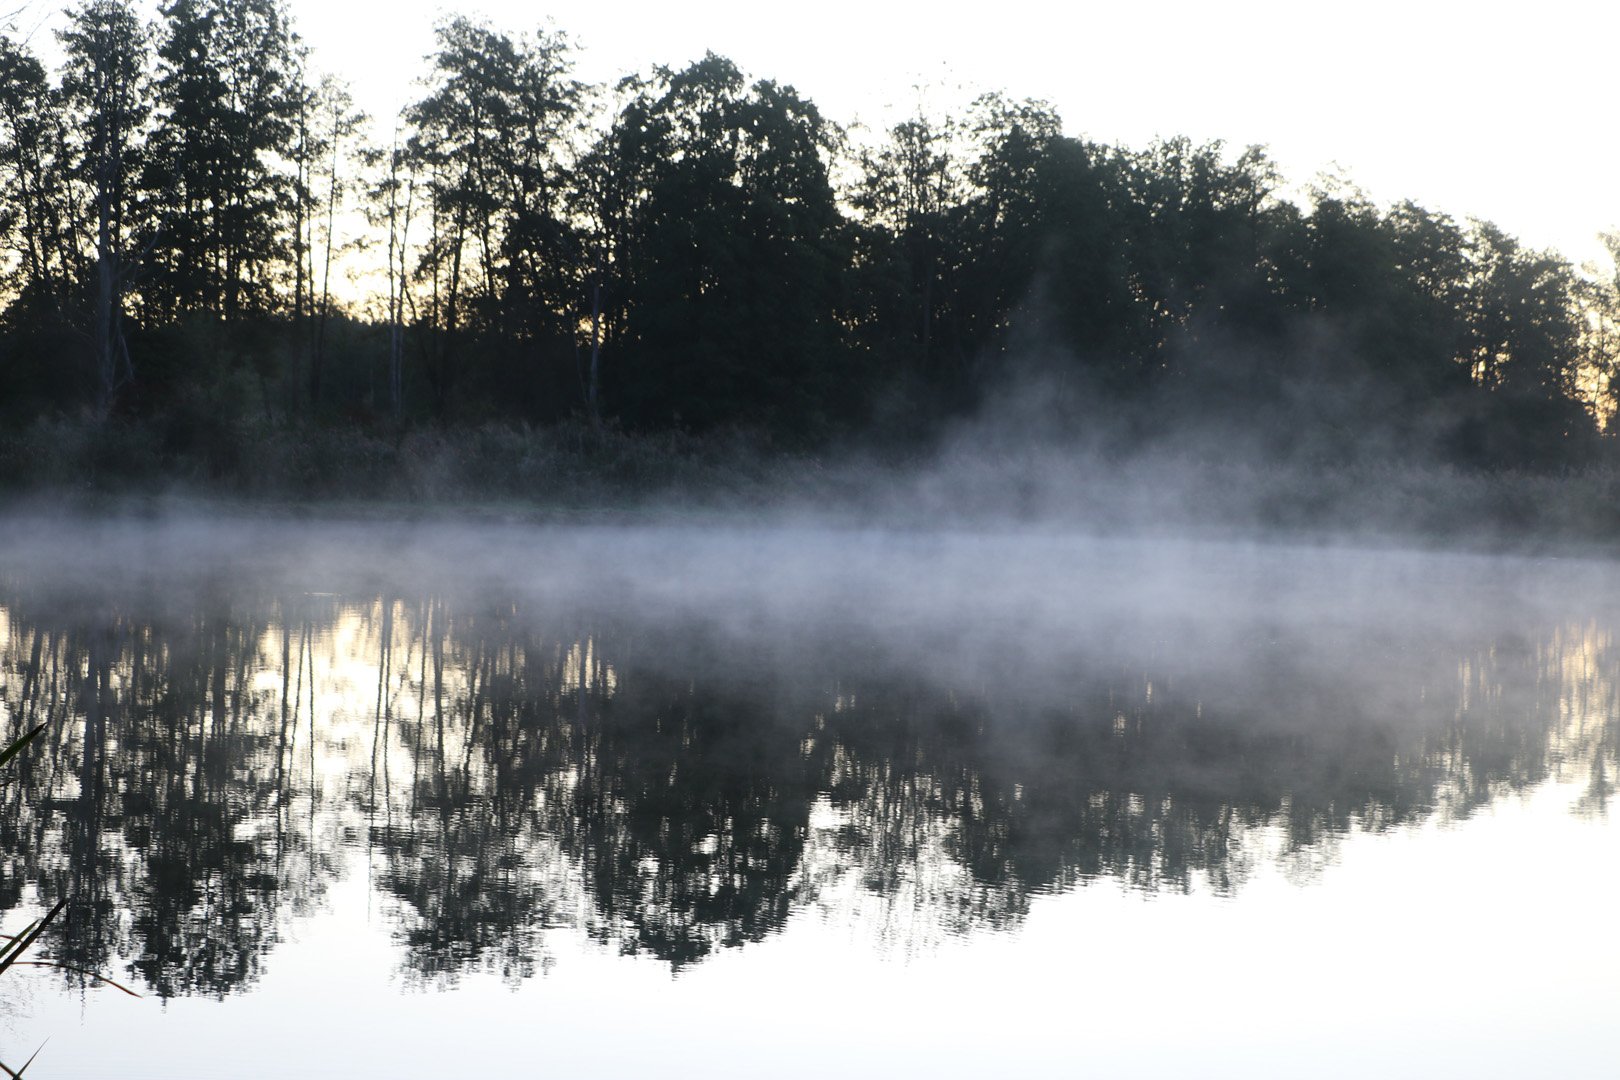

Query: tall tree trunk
[393,176,415,419]
[312,115,340,410]
[95,179,120,415]
[588,270,603,427]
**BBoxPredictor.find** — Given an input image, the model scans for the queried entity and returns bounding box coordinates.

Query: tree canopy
[0,5,1613,470]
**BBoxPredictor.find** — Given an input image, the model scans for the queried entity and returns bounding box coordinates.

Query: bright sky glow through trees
[280,0,1618,269]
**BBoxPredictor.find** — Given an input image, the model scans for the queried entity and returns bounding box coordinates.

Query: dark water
[1,519,1615,1077]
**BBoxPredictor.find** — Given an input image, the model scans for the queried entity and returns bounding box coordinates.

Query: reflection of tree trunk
[433,600,446,801]
[412,599,429,804]
[290,615,306,774]
[372,600,393,799]
[19,628,43,721]
[461,640,487,779]
[210,617,229,786]
[81,627,104,792]
[70,622,112,975]
[290,615,314,850]
[308,619,316,849]
[277,611,293,845]
[576,632,587,732]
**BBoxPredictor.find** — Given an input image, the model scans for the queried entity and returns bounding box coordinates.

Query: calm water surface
[0,519,1615,1078]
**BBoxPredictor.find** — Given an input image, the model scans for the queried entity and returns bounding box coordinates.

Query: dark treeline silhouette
[2,0,1618,476]
[2,572,1614,989]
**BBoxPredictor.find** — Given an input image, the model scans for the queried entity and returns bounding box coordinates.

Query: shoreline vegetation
[7,415,1620,555]
[4,2,1620,552]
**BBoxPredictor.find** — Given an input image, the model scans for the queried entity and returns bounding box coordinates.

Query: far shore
[5,416,1620,559]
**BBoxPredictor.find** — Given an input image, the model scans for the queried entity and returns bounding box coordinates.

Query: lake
[1,517,1615,1078]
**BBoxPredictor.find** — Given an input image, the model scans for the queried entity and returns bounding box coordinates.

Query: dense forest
[2,0,1619,492]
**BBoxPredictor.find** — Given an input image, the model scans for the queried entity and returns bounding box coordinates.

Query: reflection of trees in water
[369,599,601,985]
[0,596,347,998]
[1,589,1616,993]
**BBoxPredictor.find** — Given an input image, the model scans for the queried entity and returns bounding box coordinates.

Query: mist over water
[1,514,1616,1076]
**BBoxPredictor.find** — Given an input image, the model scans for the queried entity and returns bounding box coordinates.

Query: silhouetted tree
[0,7,1611,462]
[404,16,582,419]
[0,38,74,329]
[851,106,966,385]
[142,0,300,323]
[59,0,150,415]
[608,55,854,433]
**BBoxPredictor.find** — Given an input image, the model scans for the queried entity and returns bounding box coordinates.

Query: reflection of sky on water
[8,782,1614,1080]
[0,521,1617,1075]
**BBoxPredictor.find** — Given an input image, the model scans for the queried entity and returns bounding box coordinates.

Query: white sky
[283,0,1620,270]
[11,1,1618,268]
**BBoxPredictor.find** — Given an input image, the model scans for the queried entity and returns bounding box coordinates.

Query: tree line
[2,0,1616,467]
